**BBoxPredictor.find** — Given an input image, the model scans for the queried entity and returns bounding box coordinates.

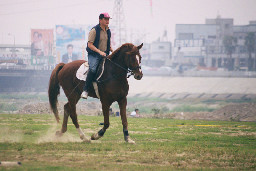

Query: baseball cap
[99,12,112,19]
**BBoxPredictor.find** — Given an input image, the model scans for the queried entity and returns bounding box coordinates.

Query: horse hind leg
[69,100,90,143]
[55,102,70,137]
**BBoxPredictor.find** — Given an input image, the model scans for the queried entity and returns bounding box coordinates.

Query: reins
[96,57,134,83]
[105,56,141,74]
[105,57,134,77]
[67,80,82,99]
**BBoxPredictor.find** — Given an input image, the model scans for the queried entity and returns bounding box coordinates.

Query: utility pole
[111,0,127,49]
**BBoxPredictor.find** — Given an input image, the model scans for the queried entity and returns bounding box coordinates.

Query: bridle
[105,57,133,77]
[97,54,141,83]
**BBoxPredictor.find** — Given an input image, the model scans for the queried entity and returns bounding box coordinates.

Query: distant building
[205,17,233,38]
[174,16,256,71]
[140,43,151,65]
[0,44,55,70]
[138,29,172,67]
[174,24,218,66]
[148,41,172,67]
[0,44,31,65]
[233,23,256,69]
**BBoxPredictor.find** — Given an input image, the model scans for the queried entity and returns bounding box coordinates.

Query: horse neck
[111,50,128,69]
[105,50,129,80]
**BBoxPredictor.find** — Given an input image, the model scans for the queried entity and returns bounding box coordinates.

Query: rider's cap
[99,12,112,19]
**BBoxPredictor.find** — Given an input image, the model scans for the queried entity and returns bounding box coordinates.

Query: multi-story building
[0,44,55,69]
[174,17,256,70]
[174,24,218,66]
[0,44,31,65]
[149,41,172,67]
[233,21,256,69]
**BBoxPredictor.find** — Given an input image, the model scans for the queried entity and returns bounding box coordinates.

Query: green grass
[202,98,256,104]
[170,104,215,112]
[0,114,256,170]
[126,104,215,114]
[126,106,171,114]
[127,97,171,103]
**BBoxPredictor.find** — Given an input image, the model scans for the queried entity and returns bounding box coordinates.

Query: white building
[174,24,218,66]
[149,41,172,66]
[174,17,256,70]
[0,44,31,65]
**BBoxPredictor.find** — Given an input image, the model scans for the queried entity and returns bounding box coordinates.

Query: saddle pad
[76,59,106,99]
[76,62,89,81]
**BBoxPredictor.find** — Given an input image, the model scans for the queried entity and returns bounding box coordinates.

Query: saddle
[76,59,106,98]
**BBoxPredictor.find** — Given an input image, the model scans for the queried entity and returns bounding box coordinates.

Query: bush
[170,105,215,112]
[0,103,18,112]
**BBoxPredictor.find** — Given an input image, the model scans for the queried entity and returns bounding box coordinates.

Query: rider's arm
[88,42,106,56]
[110,45,113,53]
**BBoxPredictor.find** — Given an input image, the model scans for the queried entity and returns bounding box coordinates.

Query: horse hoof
[80,135,91,143]
[83,138,91,143]
[55,131,63,137]
[125,136,136,144]
[91,133,102,140]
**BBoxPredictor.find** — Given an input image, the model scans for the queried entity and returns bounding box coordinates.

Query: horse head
[125,43,143,80]
[108,43,144,80]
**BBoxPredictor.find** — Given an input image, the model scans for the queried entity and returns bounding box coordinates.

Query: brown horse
[48,43,143,143]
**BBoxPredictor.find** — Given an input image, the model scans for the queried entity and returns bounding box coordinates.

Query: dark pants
[83,54,102,92]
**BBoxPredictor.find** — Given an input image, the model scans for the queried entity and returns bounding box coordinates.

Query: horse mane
[108,43,136,61]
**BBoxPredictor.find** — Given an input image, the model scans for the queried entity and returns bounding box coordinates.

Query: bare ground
[18,101,102,116]
[16,101,256,122]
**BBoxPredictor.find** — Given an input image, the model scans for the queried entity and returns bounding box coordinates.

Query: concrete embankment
[128,76,256,99]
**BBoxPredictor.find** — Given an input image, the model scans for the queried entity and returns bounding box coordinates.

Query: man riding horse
[48,12,143,144]
[81,12,114,99]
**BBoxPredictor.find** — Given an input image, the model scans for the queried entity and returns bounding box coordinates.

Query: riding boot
[81,70,95,99]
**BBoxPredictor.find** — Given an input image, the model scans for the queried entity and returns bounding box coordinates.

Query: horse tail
[48,63,65,123]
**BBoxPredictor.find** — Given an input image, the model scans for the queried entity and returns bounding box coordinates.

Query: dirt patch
[140,103,256,122]
[227,131,256,137]
[211,103,256,121]
[129,131,153,135]
[16,100,256,122]
[18,101,102,116]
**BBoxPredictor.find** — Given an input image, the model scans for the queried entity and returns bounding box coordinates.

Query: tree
[223,36,237,71]
[245,32,255,71]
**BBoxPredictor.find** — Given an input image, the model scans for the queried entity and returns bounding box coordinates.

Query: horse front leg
[91,102,110,140]
[118,97,135,144]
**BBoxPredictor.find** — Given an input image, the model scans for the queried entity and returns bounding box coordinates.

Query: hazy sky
[0,0,255,45]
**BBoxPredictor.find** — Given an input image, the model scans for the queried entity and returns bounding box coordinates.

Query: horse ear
[137,43,143,50]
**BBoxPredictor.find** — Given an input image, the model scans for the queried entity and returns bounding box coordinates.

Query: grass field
[0,114,256,170]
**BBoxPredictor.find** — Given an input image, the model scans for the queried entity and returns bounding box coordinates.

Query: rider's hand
[99,51,106,57]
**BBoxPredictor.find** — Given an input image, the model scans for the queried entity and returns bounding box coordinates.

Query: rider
[81,12,113,99]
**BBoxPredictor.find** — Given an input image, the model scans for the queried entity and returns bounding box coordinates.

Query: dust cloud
[36,124,82,143]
